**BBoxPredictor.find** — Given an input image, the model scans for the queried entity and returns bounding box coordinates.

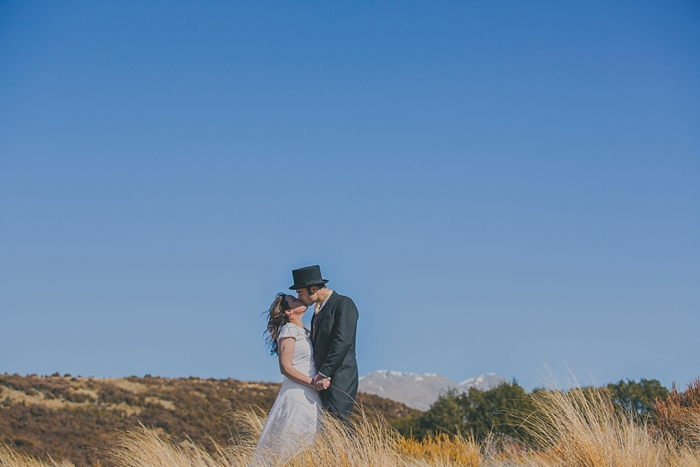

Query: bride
[250,294,327,466]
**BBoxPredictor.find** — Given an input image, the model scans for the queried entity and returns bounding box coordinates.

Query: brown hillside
[0,373,419,466]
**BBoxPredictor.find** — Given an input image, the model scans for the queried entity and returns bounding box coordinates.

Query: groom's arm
[318,297,358,378]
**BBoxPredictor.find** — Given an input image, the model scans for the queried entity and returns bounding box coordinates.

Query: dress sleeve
[278,324,295,341]
[278,323,304,342]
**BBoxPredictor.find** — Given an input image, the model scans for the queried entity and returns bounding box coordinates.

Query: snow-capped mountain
[458,373,508,392]
[358,370,506,411]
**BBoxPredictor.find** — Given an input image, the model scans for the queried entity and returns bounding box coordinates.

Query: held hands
[311,373,331,391]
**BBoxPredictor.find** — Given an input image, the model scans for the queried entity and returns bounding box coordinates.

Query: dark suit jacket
[311,291,359,419]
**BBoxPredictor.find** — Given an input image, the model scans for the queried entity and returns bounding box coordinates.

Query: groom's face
[295,287,315,306]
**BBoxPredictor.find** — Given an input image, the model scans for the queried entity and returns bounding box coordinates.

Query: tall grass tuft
[0,444,74,467]
[295,408,408,466]
[655,377,700,449]
[523,384,698,467]
[98,422,242,467]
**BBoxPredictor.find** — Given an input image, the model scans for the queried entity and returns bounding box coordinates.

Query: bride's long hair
[264,293,291,355]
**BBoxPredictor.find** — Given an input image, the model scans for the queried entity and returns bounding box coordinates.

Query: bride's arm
[278,337,314,387]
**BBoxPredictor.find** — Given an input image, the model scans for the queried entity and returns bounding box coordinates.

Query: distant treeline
[392,378,685,443]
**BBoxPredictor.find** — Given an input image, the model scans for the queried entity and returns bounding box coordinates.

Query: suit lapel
[312,291,337,342]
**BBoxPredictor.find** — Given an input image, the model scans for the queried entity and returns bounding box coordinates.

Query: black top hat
[289,265,329,290]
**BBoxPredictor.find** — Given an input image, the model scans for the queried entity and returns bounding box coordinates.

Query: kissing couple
[250,265,360,466]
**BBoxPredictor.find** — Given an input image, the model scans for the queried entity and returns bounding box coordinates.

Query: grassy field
[1,376,698,466]
[0,373,416,466]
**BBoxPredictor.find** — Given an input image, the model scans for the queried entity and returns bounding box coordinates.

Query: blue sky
[1,1,698,391]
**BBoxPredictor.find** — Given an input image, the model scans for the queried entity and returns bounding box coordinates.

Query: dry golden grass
[99,408,412,467]
[2,381,699,467]
[0,444,74,467]
[523,386,672,466]
[655,378,700,449]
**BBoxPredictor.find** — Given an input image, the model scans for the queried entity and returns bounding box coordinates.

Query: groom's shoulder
[331,292,357,309]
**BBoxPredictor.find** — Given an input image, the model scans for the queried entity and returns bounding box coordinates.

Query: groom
[290,265,359,422]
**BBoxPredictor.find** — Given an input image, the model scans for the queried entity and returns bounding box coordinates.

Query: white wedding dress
[250,323,323,466]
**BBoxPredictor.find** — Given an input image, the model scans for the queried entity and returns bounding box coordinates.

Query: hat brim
[289,279,329,290]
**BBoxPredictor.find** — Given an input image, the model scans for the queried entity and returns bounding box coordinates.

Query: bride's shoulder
[278,323,305,340]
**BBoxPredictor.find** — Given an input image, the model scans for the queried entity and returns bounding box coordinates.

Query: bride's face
[284,295,308,318]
